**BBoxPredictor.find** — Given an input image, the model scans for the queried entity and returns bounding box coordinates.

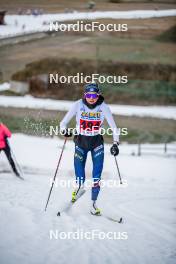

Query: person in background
[0,122,20,177]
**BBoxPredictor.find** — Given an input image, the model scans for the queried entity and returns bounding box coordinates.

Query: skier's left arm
[102,103,120,156]
[102,103,119,144]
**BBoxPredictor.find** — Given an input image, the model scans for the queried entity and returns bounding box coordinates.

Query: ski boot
[90,201,101,216]
[71,185,85,203]
[72,190,77,203]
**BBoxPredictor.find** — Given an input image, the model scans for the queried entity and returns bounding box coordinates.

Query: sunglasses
[85,93,99,99]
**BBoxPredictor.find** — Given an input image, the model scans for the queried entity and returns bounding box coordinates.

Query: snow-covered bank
[0,95,176,120]
[1,9,176,38]
[0,134,175,264]
[0,83,10,92]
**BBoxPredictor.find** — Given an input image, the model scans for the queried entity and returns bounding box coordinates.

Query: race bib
[80,119,101,132]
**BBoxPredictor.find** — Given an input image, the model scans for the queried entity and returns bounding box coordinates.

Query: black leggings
[0,144,19,175]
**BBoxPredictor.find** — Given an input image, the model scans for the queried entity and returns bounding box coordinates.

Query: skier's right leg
[73,145,88,202]
[3,145,20,176]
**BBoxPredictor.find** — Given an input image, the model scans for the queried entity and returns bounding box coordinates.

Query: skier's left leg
[91,144,104,214]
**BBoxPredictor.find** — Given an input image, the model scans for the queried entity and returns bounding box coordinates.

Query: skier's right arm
[60,101,78,134]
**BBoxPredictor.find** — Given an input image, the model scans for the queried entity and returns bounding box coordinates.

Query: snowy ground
[0,9,176,38]
[0,95,176,120]
[0,83,10,92]
[0,134,176,264]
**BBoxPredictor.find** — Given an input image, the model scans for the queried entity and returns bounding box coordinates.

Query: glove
[110,143,119,156]
[61,129,72,138]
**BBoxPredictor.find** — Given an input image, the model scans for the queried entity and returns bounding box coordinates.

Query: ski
[11,165,24,180]
[15,174,24,180]
[12,169,24,180]
[102,214,123,223]
[0,169,24,180]
[91,212,123,223]
[57,189,86,216]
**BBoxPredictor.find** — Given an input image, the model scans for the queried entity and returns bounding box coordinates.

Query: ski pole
[114,156,123,184]
[45,138,67,211]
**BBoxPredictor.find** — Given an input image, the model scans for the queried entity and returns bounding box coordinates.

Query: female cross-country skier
[60,83,119,215]
[0,122,20,177]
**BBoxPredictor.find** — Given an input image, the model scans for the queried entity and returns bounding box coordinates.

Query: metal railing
[137,141,176,156]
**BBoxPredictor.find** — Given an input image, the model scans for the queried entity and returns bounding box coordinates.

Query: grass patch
[156,25,176,43]
[0,108,176,144]
[100,79,176,105]
[87,36,176,64]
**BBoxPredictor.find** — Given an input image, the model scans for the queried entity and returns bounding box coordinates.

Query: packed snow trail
[0,95,176,120]
[1,10,176,38]
[0,134,175,264]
